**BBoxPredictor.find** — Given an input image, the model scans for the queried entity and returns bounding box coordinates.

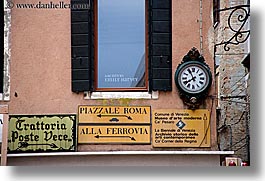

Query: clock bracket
[174,47,212,109]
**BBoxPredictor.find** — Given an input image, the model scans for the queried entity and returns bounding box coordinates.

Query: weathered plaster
[2,0,11,101]
[214,0,250,162]
[9,0,217,152]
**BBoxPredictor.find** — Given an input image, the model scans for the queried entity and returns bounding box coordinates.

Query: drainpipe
[199,0,203,55]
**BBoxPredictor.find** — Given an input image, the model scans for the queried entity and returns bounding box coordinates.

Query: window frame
[94,0,149,92]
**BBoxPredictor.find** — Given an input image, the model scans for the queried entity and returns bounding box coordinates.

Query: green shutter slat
[72,69,90,80]
[152,33,171,44]
[149,0,172,92]
[152,80,172,91]
[152,21,171,33]
[152,0,171,9]
[71,22,89,34]
[72,46,90,57]
[72,57,89,69]
[152,45,171,56]
[72,80,91,92]
[152,68,172,79]
[152,10,171,21]
[71,11,89,22]
[71,0,90,5]
[71,0,94,92]
[72,34,89,46]
[152,56,171,68]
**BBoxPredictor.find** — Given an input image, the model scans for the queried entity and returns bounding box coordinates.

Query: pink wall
[7,0,217,151]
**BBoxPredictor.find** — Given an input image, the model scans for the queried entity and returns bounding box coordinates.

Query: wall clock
[175,47,212,108]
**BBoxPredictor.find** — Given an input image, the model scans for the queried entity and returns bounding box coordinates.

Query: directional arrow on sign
[97,114,133,120]
[18,142,59,149]
[95,135,136,141]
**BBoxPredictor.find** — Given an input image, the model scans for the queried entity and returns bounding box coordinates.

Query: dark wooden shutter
[71,0,94,92]
[148,0,172,91]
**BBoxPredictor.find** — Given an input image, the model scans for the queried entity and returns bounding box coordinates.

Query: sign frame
[78,125,151,145]
[8,114,77,153]
[152,109,211,148]
[78,105,151,124]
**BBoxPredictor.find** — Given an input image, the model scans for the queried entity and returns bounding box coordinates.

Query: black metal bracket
[215,4,250,52]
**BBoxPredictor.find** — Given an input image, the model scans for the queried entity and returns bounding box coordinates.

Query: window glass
[97,0,146,89]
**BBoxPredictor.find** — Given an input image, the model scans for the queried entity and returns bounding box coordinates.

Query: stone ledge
[4,151,234,157]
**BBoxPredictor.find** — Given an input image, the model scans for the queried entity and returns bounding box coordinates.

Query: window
[213,0,220,26]
[96,0,147,91]
[71,0,172,94]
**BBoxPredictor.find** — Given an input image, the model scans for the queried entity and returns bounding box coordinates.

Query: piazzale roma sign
[78,105,151,124]
[8,115,76,153]
[78,106,151,144]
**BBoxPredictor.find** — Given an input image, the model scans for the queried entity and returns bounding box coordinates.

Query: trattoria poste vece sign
[8,115,76,153]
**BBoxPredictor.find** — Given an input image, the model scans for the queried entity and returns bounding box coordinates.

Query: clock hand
[187,69,196,80]
[184,76,196,84]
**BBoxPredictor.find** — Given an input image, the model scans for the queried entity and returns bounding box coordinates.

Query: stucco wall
[7,154,221,166]
[7,0,217,152]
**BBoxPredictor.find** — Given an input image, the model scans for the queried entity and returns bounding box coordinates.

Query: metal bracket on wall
[215,4,250,52]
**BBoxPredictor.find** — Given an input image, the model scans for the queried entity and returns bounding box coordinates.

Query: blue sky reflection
[97,0,145,88]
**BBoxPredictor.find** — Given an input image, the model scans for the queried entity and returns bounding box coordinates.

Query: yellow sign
[8,115,76,153]
[78,106,150,124]
[152,109,211,147]
[79,125,150,144]
[0,114,3,143]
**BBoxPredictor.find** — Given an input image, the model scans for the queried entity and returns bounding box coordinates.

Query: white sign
[0,114,3,143]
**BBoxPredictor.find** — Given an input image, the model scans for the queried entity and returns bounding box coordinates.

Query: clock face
[177,63,210,94]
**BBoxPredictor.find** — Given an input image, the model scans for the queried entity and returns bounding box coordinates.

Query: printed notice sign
[152,109,211,147]
[8,115,76,153]
[78,106,150,124]
[79,125,150,144]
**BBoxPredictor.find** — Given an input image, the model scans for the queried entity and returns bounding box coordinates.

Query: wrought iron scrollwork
[215,5,250,51]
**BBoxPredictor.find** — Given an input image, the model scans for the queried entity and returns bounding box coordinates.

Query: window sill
[84,91,159,100]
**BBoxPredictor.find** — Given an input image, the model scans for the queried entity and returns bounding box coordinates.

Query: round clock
[175,61,212,95]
